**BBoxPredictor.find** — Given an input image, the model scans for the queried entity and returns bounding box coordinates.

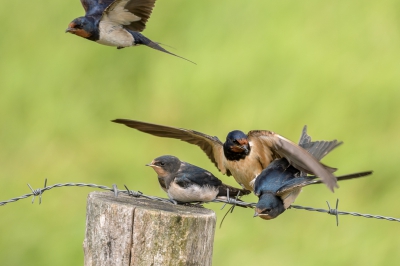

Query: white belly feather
[168,182,218,202]
[97,21,134,47]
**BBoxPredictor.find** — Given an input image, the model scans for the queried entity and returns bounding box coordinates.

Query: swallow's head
[146,155,181,177]
[223,130,250,160]
[254,193,286,220]
[66,17,96,39]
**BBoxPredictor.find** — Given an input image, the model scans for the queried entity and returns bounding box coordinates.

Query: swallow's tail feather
[217,184,251,198]
[276,170,373,195]
[130,31,195,64]
[310,170,373,185]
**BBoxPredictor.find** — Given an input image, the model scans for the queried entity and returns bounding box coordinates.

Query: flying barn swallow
[66,0,193,63]
[146,155,250,203]
[253,126,373,220]
[112,119,339,192]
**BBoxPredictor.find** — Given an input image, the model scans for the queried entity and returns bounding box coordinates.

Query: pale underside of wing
[112,119,229,175]
[279,187,303,209]
[248,130,338,191]
[102,0,156,32]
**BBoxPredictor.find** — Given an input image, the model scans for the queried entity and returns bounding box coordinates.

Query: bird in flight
[66,0,194,63]
[112,119,339,192]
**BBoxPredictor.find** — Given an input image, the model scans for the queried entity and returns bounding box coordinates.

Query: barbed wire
[1,179,399,225]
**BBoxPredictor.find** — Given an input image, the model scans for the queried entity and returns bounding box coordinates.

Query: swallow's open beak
[231,144,250,154]
[254,208,272,220]
[242,146,249,154]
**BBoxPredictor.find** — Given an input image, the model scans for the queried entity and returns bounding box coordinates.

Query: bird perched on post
[66,0,193,63]
[253,126,373,220]
[146,155,250,203]
[112,119,338,192]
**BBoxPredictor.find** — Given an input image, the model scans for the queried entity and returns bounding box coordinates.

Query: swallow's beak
[66,22,76,33]
[254,208,272,220]
[146,161,157,167]
[231,144,250,154]
[65,28,73,33]
[242,146,249,154]
[236,139,250,154]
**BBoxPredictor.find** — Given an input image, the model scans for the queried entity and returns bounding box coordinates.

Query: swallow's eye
[160,162,165,166]
[233,140,239,144]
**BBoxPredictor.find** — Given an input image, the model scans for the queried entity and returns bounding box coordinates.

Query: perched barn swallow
[146,155,250,203]
[112,119,339,191]
[66,0,193,63]
[253,126,373,220]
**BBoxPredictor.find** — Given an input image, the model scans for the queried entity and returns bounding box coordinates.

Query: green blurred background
[1,0,399,265]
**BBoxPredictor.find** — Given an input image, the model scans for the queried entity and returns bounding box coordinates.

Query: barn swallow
[146,155,250,203]
[253,126,373,220]
[66,0,194,63]
[112,119,339,192]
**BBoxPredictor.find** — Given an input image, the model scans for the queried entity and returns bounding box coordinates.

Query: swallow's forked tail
[310,170,373,185]
[132,31,196,64]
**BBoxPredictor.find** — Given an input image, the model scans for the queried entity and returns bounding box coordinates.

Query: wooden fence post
[83,191,216,266]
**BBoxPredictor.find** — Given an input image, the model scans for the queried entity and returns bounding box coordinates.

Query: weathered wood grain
[83,191,216,266]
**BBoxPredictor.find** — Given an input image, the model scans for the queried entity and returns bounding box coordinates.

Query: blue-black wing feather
[174,163,222,189]
[81,0,114,17]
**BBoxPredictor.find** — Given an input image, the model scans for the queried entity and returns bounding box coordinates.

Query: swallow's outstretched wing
[112,119,229,175]
[81,0,115,16]
[101,0,195,63]
[298,125,343,161]
[102,0,156,32]
[248,130,338,191]
[297,125,342,173]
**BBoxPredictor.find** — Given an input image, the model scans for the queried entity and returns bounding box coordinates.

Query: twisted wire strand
[290,204,400,222]
[1,180,399,224]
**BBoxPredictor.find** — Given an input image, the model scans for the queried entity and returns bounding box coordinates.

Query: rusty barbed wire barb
[1,179,399,224]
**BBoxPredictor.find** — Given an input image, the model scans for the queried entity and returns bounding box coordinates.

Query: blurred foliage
[1,0,400,265]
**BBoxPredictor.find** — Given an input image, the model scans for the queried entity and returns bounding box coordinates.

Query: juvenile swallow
[146,155,250,203]
[253,126,373,220]
[66,0,193,63]
[112,119,339,191]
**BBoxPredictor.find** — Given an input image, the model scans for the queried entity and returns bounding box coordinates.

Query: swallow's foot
[168,199,178,205]
[183,202,204,208]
